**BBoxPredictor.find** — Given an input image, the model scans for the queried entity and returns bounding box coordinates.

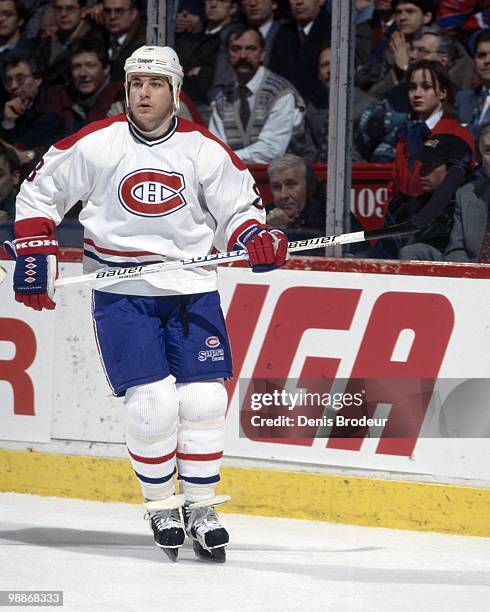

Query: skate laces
[145,507,182,530]
[187,506,222,535]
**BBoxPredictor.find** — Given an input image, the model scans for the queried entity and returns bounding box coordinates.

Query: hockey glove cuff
[4,236,59,310]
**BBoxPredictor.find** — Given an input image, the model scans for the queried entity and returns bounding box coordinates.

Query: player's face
[228,30,265,82]
[71,52,109,95]
[475,41,490,84]
[408,68,446,120]
[270,165,307,220]
[241,0,277,26]
[0,0,22,39]
[103,0,137,35]
[128,74,175,132]
[4,62,41,101]
[395,3,431,35]
[289,0,324,24]
[419,161,448,192]
[318,47,331,86]
[479,131,490,174]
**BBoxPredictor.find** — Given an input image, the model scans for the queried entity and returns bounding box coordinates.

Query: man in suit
[444,125,490,263]
[241,0,280,64]
[269,0,330,101]
[443,176,490,262]
[456,28,490,138]
[101,0,145,81]
[176,0,239,116]
[39,0,96,87]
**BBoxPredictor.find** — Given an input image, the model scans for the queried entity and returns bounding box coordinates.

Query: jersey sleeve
[15,138,94,230]
[196,136,266,252]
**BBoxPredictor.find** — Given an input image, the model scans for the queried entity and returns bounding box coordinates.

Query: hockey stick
[0,165,465,289]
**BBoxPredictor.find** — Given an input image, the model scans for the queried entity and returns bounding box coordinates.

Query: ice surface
[0,493,489,612]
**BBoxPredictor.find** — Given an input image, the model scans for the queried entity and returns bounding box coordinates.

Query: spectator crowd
[0,0,489,264]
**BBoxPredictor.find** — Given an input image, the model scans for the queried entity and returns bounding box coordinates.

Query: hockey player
[5,45,288,562]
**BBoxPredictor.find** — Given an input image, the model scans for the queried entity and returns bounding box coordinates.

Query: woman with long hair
[393,59,475,196]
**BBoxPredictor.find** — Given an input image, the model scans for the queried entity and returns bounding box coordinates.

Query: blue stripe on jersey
[177,474,221,484]
[129,117,177,147]
[135,468,176,484]
[84,249,163,268]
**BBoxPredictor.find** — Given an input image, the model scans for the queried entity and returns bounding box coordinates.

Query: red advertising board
[248,162,393,231]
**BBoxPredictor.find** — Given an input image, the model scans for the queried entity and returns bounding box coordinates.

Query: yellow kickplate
[0,449,488,537]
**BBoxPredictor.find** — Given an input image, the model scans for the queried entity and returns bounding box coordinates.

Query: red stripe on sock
[176,451,223,461]
[128,448,176,464]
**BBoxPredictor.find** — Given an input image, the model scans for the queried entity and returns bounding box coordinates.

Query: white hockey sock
[176,380,227,502]
[124,377,179,501]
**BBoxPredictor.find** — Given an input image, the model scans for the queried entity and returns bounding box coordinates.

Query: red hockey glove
[233,223,288,272]
[4,235,59,310]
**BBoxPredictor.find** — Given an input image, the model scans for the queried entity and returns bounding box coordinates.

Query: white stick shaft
[53,231,366,289]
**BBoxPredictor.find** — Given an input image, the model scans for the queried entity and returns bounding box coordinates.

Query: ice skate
[184,495,231,563]
[144,495,186,562]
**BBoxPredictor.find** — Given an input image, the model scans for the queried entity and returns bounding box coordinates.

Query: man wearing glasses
[0,51,58,164]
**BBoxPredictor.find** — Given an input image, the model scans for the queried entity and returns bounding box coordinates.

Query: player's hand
[233,223,288,273]
[4,236,59,310]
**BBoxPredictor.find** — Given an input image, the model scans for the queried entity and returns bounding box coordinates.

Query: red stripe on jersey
[54,114,127,151]
[128,448,177,464]
[176,117,247,171]
[176,451,223,461]
[84,238,158,257]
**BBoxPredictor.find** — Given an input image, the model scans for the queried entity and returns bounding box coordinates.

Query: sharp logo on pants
[198,348,225,362]
[118,169,187,217]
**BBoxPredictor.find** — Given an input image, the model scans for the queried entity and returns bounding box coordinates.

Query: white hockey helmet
[124,45,184,114]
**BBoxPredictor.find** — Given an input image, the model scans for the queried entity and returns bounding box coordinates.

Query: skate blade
[192,541,226,563]
[161,546,179,562]
[154,539,184,562]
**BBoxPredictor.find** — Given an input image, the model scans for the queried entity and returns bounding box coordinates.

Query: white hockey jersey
[15,114,265,296]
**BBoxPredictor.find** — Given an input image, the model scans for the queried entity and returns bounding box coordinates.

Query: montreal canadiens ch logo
[118,169,186,217]
[205,336,220,348]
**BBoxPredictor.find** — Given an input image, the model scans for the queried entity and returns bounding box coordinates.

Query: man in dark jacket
[269,0,330,101]
[101,0,145,81]
[266,153,325,254]
[45,35,123,136]
[0,51,61,163]
[398,133,474,260]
